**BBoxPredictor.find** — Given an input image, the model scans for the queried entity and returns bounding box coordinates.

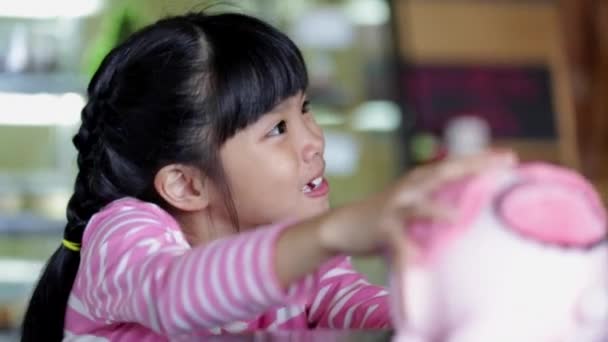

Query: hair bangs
[203,14,309,143]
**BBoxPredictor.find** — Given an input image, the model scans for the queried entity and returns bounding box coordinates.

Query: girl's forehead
[268,92,306,112]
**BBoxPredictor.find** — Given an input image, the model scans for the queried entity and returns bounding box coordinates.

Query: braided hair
[21,11,308,341]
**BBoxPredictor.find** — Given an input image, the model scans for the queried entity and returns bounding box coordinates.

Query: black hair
[21,11,308,341]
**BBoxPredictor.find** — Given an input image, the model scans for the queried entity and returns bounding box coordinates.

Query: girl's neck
[174,209,237,247]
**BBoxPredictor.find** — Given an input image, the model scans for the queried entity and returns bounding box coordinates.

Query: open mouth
[302,176,323,193]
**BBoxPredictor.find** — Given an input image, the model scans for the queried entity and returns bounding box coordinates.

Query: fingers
[383,200,455,255]
[432,150,517,184]
[382,150,517,259]
[402,201,456,224]
[400,150,517,198]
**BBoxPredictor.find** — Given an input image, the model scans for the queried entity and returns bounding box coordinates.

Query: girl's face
[218,92,330,229]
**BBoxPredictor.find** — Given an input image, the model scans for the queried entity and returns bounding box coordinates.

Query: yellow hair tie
[62,239,81,252]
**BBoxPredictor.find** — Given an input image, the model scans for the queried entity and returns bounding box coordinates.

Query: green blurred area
[0,236,58,260]
[0,127,55,171]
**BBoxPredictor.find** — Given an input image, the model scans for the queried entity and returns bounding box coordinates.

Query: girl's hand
[274,150,516,289]
[317,150,518,256]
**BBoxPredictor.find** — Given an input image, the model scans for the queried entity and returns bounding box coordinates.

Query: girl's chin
[300,202,331,219]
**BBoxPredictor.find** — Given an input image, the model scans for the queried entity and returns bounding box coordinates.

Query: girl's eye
[302,100,311,114]
[267,120,287,137]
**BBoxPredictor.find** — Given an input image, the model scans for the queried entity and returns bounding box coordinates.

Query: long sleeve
[72,200,315,337]
[306,256,391,329]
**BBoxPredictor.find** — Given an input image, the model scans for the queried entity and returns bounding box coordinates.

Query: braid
[22,77,125,341]
[63,101,102,238]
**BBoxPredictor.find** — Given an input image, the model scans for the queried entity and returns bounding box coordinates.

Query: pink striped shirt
[64,198,390,341]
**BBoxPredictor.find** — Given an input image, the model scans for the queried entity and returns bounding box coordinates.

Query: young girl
[21,11,515,341]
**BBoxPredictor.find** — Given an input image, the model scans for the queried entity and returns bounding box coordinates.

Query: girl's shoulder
[93,197,177,224]
[82,197,183,245]
[98,197,172,218]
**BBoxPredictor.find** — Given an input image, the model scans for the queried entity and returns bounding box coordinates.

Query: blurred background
[0,0,607,336]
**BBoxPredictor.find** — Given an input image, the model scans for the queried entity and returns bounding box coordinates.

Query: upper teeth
[311,177,322,187]
[302,177,323,193]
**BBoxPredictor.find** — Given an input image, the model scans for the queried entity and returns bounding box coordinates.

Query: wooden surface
[392,0,581,171]
[561,0,608,179]
[393,1,559,64]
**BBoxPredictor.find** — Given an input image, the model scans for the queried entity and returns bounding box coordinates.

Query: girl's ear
[154,164,209,212]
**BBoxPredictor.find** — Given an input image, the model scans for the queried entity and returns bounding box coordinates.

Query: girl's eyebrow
[268,92,306,114]
[253,111,283,134]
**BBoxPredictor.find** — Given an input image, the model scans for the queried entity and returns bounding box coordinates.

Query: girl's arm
[79,192,396,337]
[305,256,390,329]
[77,206,317,337]
[275,151,517,288]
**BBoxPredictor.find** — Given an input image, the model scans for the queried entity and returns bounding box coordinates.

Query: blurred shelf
[0,0,104,19]
[0,75,85,125]
[0,72,86,94]
[0,212,64,236]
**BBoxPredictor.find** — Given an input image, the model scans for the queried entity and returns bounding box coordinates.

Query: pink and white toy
[389,163,608,342]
